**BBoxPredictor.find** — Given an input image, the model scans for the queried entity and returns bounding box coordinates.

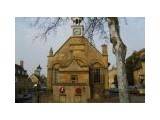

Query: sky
[15,17,145,76]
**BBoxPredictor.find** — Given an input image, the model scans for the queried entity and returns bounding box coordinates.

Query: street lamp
[34,83,40,103]
[33,65,42,103]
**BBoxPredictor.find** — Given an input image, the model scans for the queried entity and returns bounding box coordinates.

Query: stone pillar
[101,44,109,90]
[47,48,53,90]
[104,68,109,89]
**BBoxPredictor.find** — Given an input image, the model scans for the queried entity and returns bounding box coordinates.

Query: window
[71,75,78,83]
[93,69,100,83]
[89,68,105,84]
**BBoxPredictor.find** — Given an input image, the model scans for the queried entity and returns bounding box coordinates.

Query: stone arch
[113,75,118,88]
[53,63,60,69]
[89,59,104,68]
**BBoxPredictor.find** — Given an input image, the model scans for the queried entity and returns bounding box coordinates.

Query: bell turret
[71,17,83,25]
[71,17,84,36]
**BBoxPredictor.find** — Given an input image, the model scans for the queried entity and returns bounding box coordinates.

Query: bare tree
[30,17,129,102]
[107,17,129,102]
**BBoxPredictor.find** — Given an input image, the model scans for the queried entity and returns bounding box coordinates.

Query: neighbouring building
[15,61,32,97]
[29,65,42,85]
[40,75,47,89]
[126,48,145,88]
[47,17,109,102]
[108,48,145,89]
[29,65,47,89]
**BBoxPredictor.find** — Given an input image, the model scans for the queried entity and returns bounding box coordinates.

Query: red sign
[75,88,81,94]
[59,87,65,93]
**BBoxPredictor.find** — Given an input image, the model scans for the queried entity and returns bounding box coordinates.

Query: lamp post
[37,65,42,103]
[37,82,40,103]
[34,82,40,102]
[34,84,37,102]
[34,64,42,103]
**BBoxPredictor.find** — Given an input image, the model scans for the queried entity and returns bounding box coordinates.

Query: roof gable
[52,36,103,57]
[49,36,107,67]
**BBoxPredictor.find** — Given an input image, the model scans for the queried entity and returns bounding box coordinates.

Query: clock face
[73,28,81,35]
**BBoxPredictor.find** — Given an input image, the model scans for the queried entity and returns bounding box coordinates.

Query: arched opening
[113,75,118,88]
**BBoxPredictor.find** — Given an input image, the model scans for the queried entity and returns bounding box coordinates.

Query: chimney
[101,44,108,56]
[20,60,23,68]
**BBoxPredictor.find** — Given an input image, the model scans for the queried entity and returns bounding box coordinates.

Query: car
[23,93,32,100]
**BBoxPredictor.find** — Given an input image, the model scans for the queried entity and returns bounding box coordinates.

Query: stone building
[47,18,109,102]
[132,49,145,88]
[15,61,32,97]
[29,65,47,89]
[29,65,42,85]
[125,48,145,88]
[108,48,145,89]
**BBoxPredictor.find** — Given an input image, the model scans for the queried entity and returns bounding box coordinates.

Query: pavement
[15,91,145,103]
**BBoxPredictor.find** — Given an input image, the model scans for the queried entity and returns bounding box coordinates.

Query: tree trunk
[107,17,129,102]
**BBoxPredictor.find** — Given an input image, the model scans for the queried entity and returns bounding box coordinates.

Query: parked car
[15,93,32,103]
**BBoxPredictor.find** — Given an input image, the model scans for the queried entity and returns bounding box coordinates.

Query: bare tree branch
[44,17,61,35]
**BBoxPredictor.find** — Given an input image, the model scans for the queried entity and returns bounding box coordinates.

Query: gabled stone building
[128,48,145,88]
[15,61,32,98]
[47,18,109,102]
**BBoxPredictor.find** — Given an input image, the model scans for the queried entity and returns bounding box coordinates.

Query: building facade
[132,49,145,88]
[29,65,47,89]
[15,61,32,97]
[126,48,145,87]
[47,18,109,102]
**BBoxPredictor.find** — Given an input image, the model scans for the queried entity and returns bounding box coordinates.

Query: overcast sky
[15,17,145,76]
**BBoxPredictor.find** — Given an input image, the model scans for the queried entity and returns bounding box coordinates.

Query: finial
[49,47,53,55]
[71,17,83,25]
